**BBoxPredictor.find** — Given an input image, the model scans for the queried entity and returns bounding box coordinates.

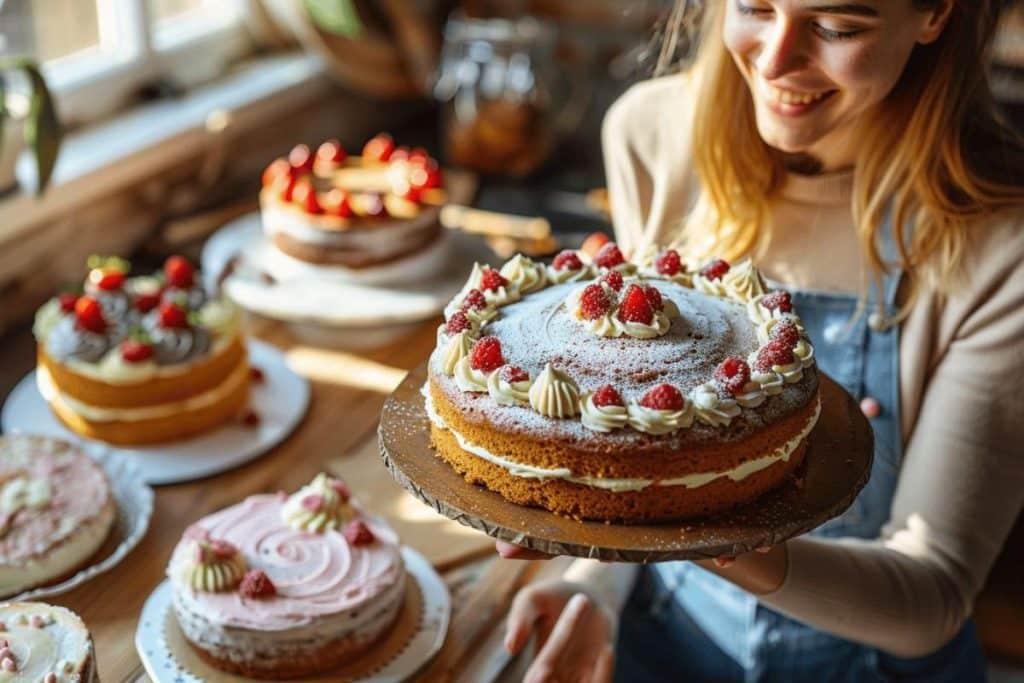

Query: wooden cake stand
[379,363,873,562]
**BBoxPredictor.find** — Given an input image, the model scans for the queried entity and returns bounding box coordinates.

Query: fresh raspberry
[460,289,487,312]
[580,232,610,258]
[655,249,683,276]
[344,519,376,546]
[292,179,322,214]
[239,570,276,599]
[58,293,78,313]
[599,270,624,292]
[700,258,731,281]
[363,134,395,163]
[643,284,664,311]
[250,366,265,383]
[329,478,351,502]
[401,185,423,203]
[640,384,685,411]
[135,292,161,313]
[579,284,611,320]
[121,339,153,363]
[500,365,529,383]
[444,311,472,335]
[74,296,106,334]
[94,270,125,291]
[616,284,654,325]
[469,336,504,372]
[479,267,507,293]
[262,158,292,187]
[714,357,751,396]
[324,188,353,218]
[593,242,625,269]
[551,250,583,272]
[316,138,346,164]
[363,194,389,218]
[409,159,442,189]
[769,320,802,348]
[592,384,624,407]
[754,340,796,372]
[158,301,189,329]
[761,290,793,313]
[164,255,195,289]
[288,144,314,174]
[301,494,324,512]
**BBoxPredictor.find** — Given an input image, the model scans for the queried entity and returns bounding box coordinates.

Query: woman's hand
[505,579,617,683]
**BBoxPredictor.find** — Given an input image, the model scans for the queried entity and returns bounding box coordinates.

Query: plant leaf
[22,63,62,194]
[303,0,362,37]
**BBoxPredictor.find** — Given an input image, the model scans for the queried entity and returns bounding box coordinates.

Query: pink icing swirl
[169,494,403,630]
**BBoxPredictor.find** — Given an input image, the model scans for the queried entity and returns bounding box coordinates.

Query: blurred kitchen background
[1,0,1023,675]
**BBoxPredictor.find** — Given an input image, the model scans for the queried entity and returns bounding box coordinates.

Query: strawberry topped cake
[33,255,249,445]
[0,601,98,682]
[425,245,819,522]
[259,133,449,285]
[167,473,406,679]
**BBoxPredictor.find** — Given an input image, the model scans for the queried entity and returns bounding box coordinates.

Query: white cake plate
[0,339,309,486]
[135,546,451,683]
[201,212,493,333]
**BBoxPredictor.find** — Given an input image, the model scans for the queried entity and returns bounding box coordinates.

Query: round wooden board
[379,363,873,562]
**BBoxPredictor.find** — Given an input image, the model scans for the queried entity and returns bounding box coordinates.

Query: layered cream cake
[426,245,820,522]
[167,474,406,679]
[0,601,98,681]
[33,255,250,445]
[0,435,115,598]
[259,134,449,285]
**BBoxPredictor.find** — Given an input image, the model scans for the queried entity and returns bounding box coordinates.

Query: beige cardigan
[599,74,1024,657]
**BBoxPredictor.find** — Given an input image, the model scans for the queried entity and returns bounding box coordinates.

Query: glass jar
[434,14,560,178]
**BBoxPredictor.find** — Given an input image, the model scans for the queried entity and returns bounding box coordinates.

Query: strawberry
[469,336,504,373]
[239,570,276,599]
[58,293,78,313]
[292,179,322,214]
[479,268,507,293]
[262,158,291,187]
[714,357,751,396]
[343,519,375,546]
[616,284,654,325]
[500,365,529,383]
[643,284,664,311]
[592,384,624,407]
[363,134,395,163]
[93,270,125,291]
[579,284,611,320]
[317,138,346,164]
[761,290,793,313]
[599,270,623,292]
[551,250,583,272]
[74,296,106,333]
[655,249,683,276]
[640,384,685,411]
[460,289,487,312]
[400,185,423,203]
[164,255,195,289]
[580,232,610,258]
[135,292,161,313]
[700,258,730,281]
[444,311,473,335]
[121,338,153,363]
[769,320,802,348]
[324,188,354,218]
[158,301,189,329]
[593,242,625,270]
[288,144,314,173]
[754,340,796,372]
[329,477,351,502]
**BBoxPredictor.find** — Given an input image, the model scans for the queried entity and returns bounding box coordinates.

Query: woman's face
[723,0,950,169]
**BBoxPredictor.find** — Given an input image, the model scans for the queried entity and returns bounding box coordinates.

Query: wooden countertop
[0,315,533,682]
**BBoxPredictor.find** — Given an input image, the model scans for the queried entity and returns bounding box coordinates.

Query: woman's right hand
[505,579,617,683]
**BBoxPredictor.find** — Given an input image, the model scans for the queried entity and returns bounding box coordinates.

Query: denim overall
[614,239,988,681]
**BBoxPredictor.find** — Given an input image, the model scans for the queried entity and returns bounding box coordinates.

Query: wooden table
[0,315,543,682]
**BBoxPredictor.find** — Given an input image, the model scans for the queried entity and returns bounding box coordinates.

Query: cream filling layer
[0,501,115,596]
[37,356,248,423]
[426,386,820,493]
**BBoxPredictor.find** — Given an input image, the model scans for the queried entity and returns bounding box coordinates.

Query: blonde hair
[670,0,1024,319]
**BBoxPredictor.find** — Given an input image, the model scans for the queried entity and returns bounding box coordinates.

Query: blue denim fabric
[617,239,987,681]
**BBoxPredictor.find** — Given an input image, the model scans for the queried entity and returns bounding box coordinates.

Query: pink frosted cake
[0,436,116,598]
[0,601,98,681]
[166,474,406,679]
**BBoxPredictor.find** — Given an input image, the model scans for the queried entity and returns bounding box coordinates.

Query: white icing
[499,254,547,294]
[441,331,474,377]
[453,356,490,393]
[720,259,766,302]
[579,393,629,432]
[626,400,695,435]
[486,371,532,406]
[692,274,730,297]
[528,364,580,418]
[691,382,742,427]
[793,339,815,369]
[734,381,767,408]
[546,261,591,284]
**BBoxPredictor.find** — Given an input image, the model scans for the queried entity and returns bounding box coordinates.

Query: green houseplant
[0,57,61,194]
